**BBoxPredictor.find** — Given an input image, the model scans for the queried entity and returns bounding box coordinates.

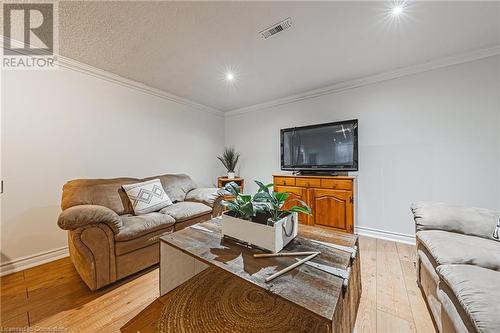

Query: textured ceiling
[59,1,500,111]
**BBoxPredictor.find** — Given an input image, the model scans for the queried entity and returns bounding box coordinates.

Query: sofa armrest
[185,188,220,207]
[58,204,123,234]
[185,187,225,216]
[411,201,499,240]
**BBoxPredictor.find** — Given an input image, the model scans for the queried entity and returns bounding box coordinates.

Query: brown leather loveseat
[58,173,222,290]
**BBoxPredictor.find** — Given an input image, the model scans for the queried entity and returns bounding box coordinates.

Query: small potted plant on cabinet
[217,147,240,179]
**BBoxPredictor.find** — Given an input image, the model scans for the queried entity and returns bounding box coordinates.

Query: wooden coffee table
[160,218,361,333]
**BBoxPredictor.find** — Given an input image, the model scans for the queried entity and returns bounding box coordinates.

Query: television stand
[292,170,349,177]
[273,174,355,233]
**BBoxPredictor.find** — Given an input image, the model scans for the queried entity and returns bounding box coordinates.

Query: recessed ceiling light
[385,1,410,22]
[225,72,235,82]
[219,66,239,87]
[391,5,404,16]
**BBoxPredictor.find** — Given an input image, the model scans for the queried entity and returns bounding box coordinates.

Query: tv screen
[281,119,358,172]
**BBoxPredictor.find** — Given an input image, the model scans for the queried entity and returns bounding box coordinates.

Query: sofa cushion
[160,201,212,222]
[62,178,138,215]
[437,265,500,333]
[115,213,175,241]
[142,174,197,202]
[417,230,500,271]
[185,188,219,207]
[122,179,173,215]
[412,201,500,241]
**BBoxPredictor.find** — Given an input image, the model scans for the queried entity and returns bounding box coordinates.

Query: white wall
[1,65,224,267]
[225,56,500,239]
[1,55,498,271]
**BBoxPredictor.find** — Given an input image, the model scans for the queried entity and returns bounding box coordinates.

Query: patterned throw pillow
[122,179,172,215]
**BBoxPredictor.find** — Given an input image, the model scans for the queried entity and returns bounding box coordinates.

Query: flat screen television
[281,119,358,173]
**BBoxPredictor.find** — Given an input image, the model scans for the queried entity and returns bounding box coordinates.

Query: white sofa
[411,202,500,333]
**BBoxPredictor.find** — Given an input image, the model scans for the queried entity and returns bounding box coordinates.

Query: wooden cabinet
[274,185,308,224]
[274,177,295,186]
[273,175,355,233]
[310,189,353,232]
[295,177,321,188]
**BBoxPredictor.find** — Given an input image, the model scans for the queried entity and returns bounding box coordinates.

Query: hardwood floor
[0,236,435,333]
[354,237,435,333]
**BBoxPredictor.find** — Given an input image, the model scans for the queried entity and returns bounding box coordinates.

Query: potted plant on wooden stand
[217,147,240,179]
[219,180,312,253]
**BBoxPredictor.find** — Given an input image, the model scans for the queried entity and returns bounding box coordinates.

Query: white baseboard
[0,246,69,277]
[354,226,416,245]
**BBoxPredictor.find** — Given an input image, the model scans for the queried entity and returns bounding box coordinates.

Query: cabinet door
[274,185,309,224]
[311,189,353,232]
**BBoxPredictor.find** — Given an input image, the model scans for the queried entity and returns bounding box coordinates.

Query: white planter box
[221,212,298,253]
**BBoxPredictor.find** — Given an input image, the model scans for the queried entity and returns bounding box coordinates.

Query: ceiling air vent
[260,18,292,39]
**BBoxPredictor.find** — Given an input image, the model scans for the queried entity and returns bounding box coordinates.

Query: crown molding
[1,36,224,117]
[57,56,224,117]
[225,45,500,117]
[4,35,498,118]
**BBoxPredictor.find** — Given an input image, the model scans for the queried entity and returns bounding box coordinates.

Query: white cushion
[437,265,500,333]
[122,179,172,215]
[412,201,500,241]
[417,230,500,271]
[159,201,212,222]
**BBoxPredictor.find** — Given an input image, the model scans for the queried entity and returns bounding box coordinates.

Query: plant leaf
[254,181,273,194]
[231,154,240,172]
[222,201,239,212]
[239,201,254,219]
[274,191,289,203]
[220,181,240,196]
[254,180,272,194]
[254,203,270,214]
[217,156,228,170]
[239,194,252,203]
[253,192,271,202]
[288,199,311,209]
[288,205,312,215]
[218,147,239,172]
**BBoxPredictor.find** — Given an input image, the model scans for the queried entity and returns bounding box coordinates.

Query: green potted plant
[217,147,240,179]
[219,180,312,253]
[218,182,254,221]
[253,180,312,226]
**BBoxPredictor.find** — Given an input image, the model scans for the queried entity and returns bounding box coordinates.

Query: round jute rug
[158,267,329,333]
